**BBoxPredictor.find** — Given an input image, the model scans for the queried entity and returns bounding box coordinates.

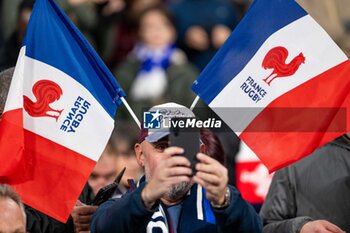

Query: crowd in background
[1,0,350,232]
[0,0,347,188]
[1,0,350,114]
[1,0,350,118]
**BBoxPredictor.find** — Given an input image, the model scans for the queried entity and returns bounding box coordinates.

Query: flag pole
[190,96,200,111]
[120,97,141,129]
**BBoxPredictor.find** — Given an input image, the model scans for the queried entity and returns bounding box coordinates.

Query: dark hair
[200,128,226,165]
[136,5,176,32]
[0,67,15,117]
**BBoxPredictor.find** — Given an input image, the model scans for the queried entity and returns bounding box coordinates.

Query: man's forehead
[0,198,25,231]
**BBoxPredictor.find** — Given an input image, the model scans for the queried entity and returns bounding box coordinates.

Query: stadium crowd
[1,0,350,232]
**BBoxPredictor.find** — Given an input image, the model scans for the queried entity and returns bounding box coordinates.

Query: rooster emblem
[262,46,305,85]
[24,80,63,121]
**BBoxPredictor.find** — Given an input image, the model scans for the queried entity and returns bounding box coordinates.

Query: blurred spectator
[114,5,198,120]
[91,0,126,63]
[90,0,125,17]
[168,0,238,70]
[88,131,143,195]
[0,0,34,71]
[0,184,26,233]
[113,133,143,190]
[0,0,22,42]
[88,142,119,196]
[104,0,162,69]
[0,0,107,71]
[57,0,127,55]
[56,0,99,47]
[260,134,350,233]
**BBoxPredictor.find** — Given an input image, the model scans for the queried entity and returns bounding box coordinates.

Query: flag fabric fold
[192,0,350,172]
[0,0,125,222]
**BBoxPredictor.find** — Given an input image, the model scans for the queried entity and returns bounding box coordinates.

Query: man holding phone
[91,102,262,233]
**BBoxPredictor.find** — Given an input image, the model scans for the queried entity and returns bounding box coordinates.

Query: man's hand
[193,153,228,206]
[141,147,192,209]
[300,220,345,233]
[71,200,98,233]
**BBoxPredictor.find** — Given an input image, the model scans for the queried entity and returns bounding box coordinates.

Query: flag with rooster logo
[192,0,350,172]
[0,0,125,222]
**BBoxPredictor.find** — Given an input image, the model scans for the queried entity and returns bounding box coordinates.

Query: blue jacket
[91,180,262,233]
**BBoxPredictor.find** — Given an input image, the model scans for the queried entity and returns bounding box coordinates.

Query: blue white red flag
[0,0,125,222]
[192,0,350,172]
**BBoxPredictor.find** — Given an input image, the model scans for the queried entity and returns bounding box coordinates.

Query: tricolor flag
[192,0,350,172]
[0,0,125,222]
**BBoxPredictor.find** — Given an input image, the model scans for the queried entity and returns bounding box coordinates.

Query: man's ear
[134,143,144,167]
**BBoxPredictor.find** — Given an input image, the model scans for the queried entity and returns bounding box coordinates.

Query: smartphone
[169,125,200,174]
[92,167,126,206]
[92,182,119,206]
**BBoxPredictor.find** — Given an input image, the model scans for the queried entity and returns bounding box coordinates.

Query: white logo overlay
[143,110,222,130]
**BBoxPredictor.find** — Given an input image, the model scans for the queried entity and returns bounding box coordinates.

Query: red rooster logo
[262,46,305,85]
[24,80,63,121]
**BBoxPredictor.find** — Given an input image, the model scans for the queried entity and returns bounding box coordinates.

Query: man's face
[139,138,192,201]
[88,154,117,196]
[140,139,168,181]
[139,10,176,48]
[0,198,25,233]
[115,154,143,189]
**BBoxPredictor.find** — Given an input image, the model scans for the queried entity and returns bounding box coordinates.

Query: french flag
[192,0,350,172]
[0,0,125,222]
